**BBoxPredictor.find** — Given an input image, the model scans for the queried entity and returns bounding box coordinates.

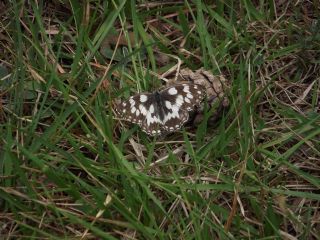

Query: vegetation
[0,1,319,239]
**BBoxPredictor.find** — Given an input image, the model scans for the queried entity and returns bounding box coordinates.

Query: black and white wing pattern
[115,83,205,135]
[115,92,162,135]
[159,84,205,132]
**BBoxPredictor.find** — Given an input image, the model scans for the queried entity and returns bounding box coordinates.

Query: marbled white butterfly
[115,83,206,135]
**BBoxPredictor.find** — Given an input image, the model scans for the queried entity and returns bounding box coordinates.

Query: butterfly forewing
[115,92,163,134]
[160,84,205,112]
[159,84,205,131]
[115,93,152,125]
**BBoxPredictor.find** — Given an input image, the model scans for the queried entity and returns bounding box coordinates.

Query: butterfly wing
[115,93,162,135]
[159,83,205,132]
[140,112,162,135]
[162,108,189,132]
[115,93,149,125]
[160,83,206,111]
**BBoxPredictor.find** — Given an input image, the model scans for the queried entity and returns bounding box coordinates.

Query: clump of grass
[0,1,319,239]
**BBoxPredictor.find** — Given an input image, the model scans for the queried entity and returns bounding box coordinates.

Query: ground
[0,1,319,239]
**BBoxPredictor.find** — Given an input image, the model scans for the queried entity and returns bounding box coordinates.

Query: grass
[1,0,319,239]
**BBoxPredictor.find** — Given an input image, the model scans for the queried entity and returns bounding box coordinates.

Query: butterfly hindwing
[141,115,162,135]
[162,109,189,132]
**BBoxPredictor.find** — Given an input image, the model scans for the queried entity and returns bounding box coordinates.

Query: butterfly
[115,83,206,135]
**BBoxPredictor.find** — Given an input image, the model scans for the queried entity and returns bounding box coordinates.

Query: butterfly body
[116,83,205,135]
[153,91,166,121]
